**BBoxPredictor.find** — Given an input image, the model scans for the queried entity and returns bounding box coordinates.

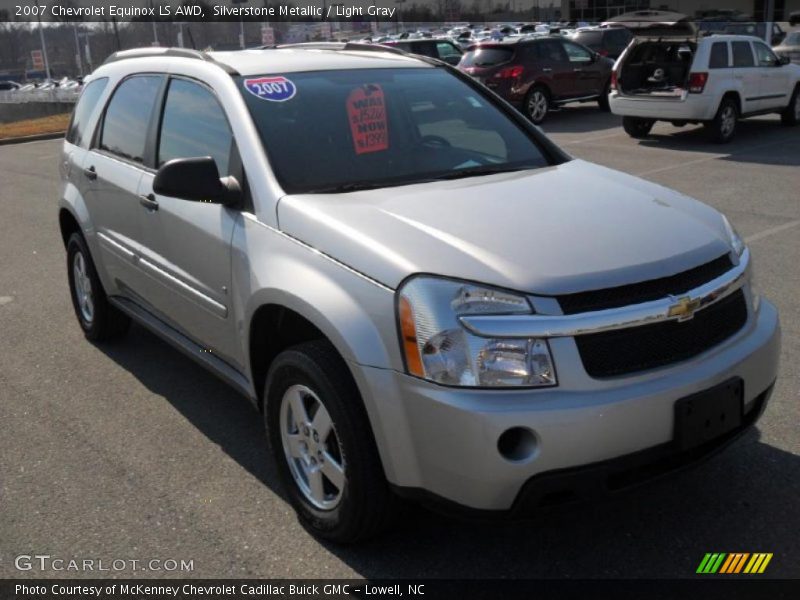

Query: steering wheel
[419,135,452,149]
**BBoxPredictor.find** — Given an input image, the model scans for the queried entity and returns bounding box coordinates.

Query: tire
[597,80,611,111]
[705,97,738,143]
[66,232,130,342]
[524,86,550,125]
[622,116,655,139]
[780,85,800,126]
[264,340,397,543]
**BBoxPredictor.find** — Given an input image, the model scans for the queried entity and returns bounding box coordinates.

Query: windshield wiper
[306,179,413,194]
[430,164,535,181]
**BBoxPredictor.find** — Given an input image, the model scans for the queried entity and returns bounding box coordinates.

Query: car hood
[277,159,733,295]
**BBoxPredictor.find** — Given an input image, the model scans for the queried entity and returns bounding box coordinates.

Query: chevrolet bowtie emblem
[668,296,702,321]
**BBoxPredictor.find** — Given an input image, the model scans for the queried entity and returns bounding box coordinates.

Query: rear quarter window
[66,78,108,147]
[709,42,729,69]
[460,47,514,67]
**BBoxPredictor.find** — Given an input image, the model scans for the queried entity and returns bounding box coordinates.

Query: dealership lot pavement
[1,111,798,579]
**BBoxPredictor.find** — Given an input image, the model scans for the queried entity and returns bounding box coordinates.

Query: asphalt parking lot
[1,109,798,579]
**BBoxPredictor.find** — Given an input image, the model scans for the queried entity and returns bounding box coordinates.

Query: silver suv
[59,44,780,542]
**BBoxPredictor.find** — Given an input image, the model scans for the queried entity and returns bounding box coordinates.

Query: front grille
[558,254,733,315]
[576,289,748,378]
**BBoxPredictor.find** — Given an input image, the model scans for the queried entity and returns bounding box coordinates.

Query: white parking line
[745,220,800,244]
[559,131,626,145]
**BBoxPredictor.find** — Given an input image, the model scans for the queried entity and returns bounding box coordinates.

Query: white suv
[609,34,800,142]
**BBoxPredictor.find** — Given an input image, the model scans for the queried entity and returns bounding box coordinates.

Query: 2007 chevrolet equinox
[58,43,780,542]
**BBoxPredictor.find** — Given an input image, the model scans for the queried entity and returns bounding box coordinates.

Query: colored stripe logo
[697,553,773,574]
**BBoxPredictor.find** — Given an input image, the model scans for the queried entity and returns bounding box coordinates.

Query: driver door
[134,77,242,369]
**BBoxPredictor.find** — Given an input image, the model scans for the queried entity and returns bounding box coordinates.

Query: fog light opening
[497,427,538,462]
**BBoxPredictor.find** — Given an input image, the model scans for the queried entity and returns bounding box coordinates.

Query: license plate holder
[674,378,744,451]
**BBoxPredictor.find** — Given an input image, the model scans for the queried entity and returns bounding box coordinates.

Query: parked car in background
[610,34,800,142]
[774,32,800,65]
[723,22,786,46]
[459,37,614,124]
[788,10,800,26]
[569,26,633,59]
[381,38,463,65]
[0,80,21,91]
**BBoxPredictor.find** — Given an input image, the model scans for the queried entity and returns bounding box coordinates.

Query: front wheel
[781,85,800,126]
[264,340,398,543]
[705,98,738,143]
[622,116,655,138]
[525,87,550,125]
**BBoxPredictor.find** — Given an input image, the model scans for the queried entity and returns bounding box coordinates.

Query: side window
[562,41,593,63]
[66,77,108,147]
[100,76,162,163]
[606,29,630,51]
[753,42,778,67]
[732,41,755,68]
[436,42,460,60]
[539,40,567,62]
[158,78,232,176]
[708,42,729,69]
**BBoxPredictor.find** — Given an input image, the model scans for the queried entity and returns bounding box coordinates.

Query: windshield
[238,68,550,194]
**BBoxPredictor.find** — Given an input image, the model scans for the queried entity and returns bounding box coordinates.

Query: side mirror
[778,55,791,66]
[443,55,461,66]
[153,157,241,206]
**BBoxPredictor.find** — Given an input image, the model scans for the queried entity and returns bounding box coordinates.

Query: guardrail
[0,89,80,104]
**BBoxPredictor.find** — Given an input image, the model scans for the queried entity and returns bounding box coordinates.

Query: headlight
[722,215,745,257]
[397,276,556,388]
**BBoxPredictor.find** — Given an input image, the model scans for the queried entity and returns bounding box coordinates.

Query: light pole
[34,0,52,80]
[232,0,249,48]
[72,22,83,77]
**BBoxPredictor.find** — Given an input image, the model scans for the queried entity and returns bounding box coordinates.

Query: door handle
[139,193,159,211]
[573,68,583,72]
[83,166,97,180]
[542,67,552,73]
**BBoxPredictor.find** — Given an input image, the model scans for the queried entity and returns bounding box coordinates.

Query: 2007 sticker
[243,76,296,102]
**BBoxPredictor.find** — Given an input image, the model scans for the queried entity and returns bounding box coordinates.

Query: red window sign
[347,84,389,155]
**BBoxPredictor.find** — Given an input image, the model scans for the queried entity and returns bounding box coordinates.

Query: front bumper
[353,298,780,512]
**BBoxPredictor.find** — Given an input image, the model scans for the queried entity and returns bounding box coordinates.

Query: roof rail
[262,41,408,56]
[102,47,239,75]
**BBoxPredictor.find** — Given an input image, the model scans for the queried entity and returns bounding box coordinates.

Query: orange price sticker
[347,84,389,155]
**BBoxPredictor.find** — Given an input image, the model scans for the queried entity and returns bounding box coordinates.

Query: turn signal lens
[399,296,424,377]
[610,69,618,91]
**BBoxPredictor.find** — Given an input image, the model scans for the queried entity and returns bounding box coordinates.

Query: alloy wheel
[527,90,548,122]
[72,251,94,323]
[279,384,346,510]
[720,105,736,139]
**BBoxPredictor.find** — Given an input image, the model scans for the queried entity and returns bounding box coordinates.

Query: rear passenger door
[752,41,791,110]
[135,77,242,368]
[535,39,572,100]
[731,41,761,114]
[83,75,164,297]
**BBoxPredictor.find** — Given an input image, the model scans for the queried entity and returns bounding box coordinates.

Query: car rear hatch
[614,36,698,99]
[459,44,517,83]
